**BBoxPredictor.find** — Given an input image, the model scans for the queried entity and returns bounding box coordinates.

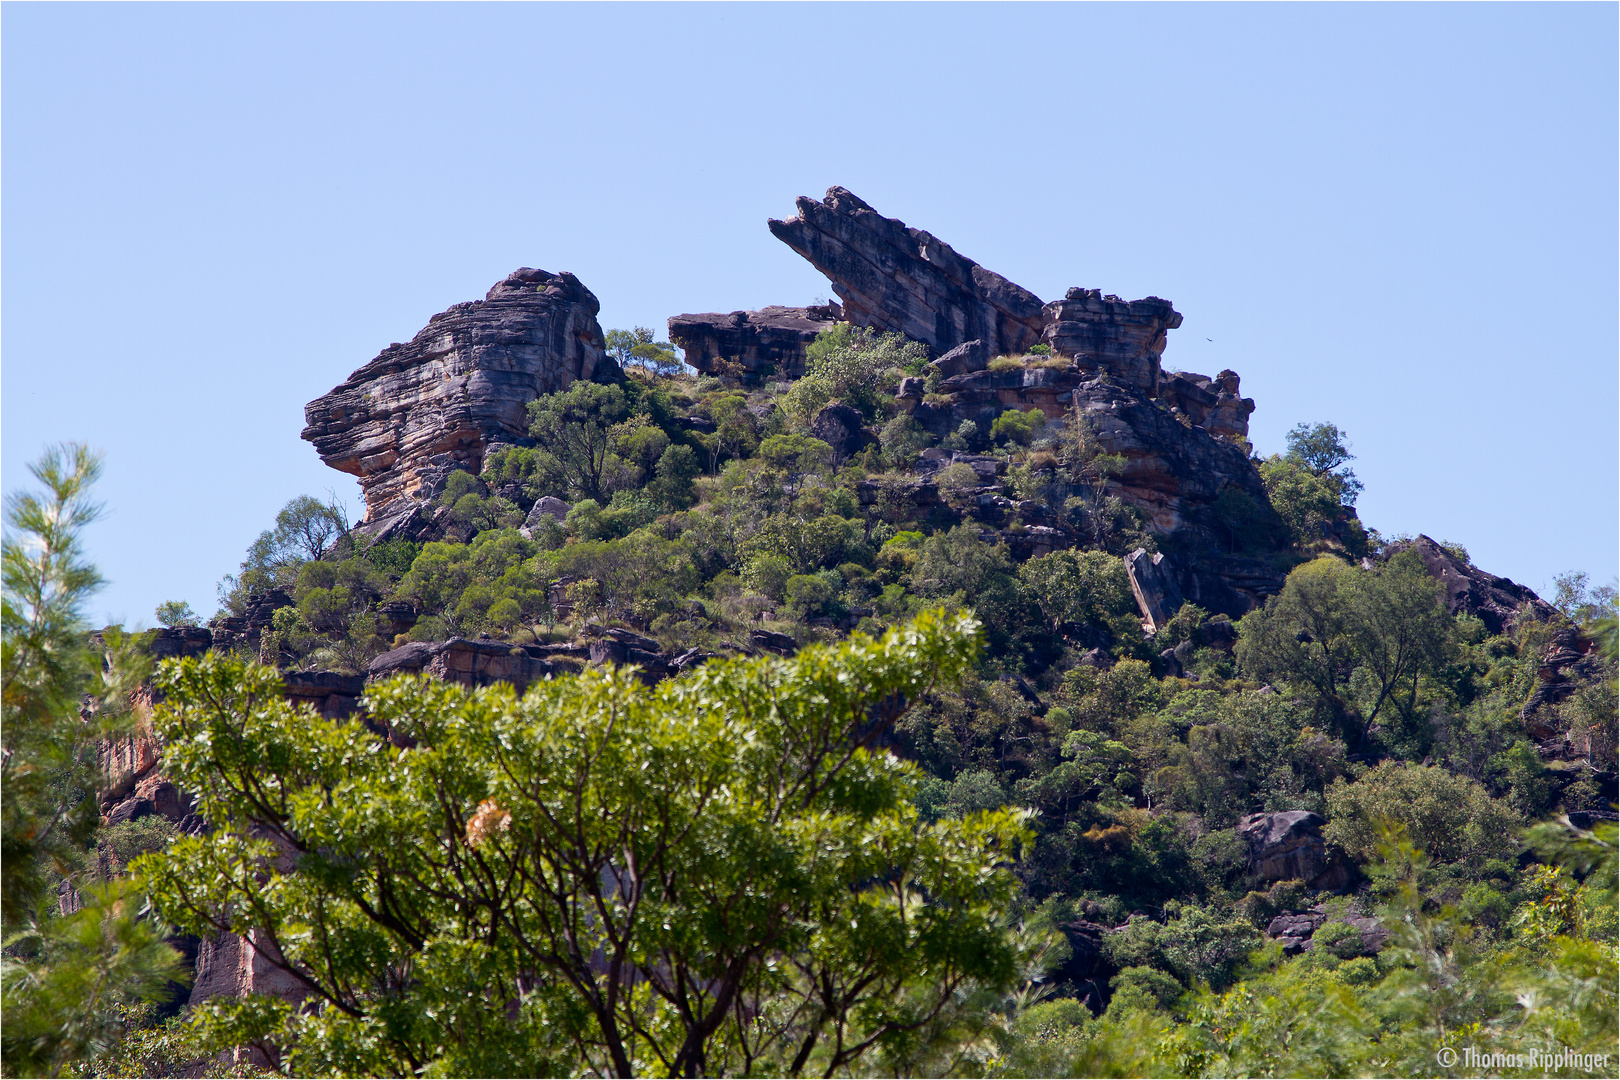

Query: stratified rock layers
[668,304,842,380]
[302,268,612,532]
[768,187,1048,358]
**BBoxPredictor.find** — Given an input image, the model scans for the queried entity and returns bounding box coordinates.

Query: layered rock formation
[302,268,614,539]
[768,187,1048,358]
[1040,288,1182,394]
[668,303,842,380]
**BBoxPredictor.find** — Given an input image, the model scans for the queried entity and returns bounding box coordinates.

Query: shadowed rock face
[668,304,842,380]
[768,187,1048,358]
[302,268,613,534]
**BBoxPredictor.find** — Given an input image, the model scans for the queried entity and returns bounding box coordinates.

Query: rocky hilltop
[301,268,615,540]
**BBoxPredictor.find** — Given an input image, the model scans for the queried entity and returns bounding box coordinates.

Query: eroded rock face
[668,304,842,380]
[769,187,1047,358]
[1158,369,1256,441]
[302,268,613,537]
[1072,376,1283,550]
[1040,288,1182,394]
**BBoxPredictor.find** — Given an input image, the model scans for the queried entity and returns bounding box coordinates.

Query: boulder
[769,188,1047,358]
[750,629,799,655]
[930,339,988,379]
[810,402,870,462]
[1125,549,1184,633]
[525,496,570,528]
[1239,810,1349,891]
[1265,911,1326,954]
[302,268,614,537]
[667,304,842,380]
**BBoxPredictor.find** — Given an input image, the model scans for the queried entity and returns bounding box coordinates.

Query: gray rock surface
[810,402,870,463]
[525,496,570,528]
[1239,810,1349,891]
[1125,549,1185,633]
[303,268,614,537]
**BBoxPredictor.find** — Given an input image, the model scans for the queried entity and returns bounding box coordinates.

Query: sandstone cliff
[302,268,614,539]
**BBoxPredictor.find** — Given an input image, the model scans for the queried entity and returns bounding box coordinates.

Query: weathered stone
[302,268,614,537]
[1158,368,1256,440]
[668,304,842,380]
[1380,535,1555,636]
[750,629,799,655]
[930,339,988,379]
[525,496,570,528]
[1239,810,1348,891]
[769,188,1047,358]
[368,637,561,696]
[1040,288,1182,394]
[809,402,870,463]
[1125,549,1184,632]
[1265,911,1326,954]
[1523,622,1605,726]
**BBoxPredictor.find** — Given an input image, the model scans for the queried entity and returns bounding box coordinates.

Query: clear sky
[3,2,1615,627]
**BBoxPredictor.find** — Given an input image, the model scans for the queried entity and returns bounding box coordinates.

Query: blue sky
[3,2,1615,625]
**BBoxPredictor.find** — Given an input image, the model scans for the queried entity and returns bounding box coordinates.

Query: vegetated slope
[62,190,1614,1074]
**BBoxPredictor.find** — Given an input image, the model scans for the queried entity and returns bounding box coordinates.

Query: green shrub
[991,407,1046,446]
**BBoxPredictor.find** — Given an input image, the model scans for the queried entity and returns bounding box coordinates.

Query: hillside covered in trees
[4,189,1615,1078]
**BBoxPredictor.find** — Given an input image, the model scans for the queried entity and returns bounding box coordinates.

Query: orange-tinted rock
[303,268,614,538]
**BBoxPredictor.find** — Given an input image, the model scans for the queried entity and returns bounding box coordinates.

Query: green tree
[526,381,634,501]
[606,327,682,377]
[136,610,1034,1077]
[217,494,350,612]
[2,445,184,1077]
[153,600,200,628]
[1018,549,1134,637]
[782,327,926,424]
[1236,552,1453,748]
[1283,421,1363,506]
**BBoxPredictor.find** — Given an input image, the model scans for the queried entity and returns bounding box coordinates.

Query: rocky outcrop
[1157,369,1255,441]
[368,637,566,695]
[1523,622,1605,728]
[1266,909,1388,956]
[668,304,842,380]
[769,187,1047,358]
[1239,810,1349,891]
[302,268,614,539]
[1039,288,1182,395]
[1380,535,1555,635]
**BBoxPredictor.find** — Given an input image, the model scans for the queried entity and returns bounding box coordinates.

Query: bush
[991,407,1046,446]
[1323,760,1521,872]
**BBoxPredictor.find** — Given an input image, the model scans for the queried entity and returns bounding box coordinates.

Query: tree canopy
[134,609,1036,1077]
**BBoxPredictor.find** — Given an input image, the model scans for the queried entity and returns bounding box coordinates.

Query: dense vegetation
[5,327,1616,1077]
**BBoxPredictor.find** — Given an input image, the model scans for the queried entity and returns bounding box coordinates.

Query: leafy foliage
[134,611,1040,1076]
